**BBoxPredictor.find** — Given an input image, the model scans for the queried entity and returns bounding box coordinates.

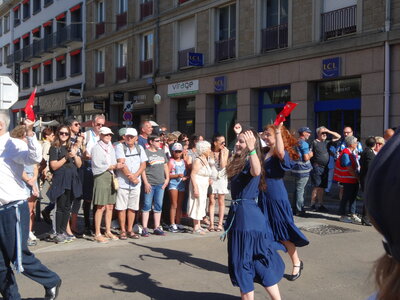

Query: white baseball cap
[171,143,183,151]
[125,128,138,136]
[99,127,114,135]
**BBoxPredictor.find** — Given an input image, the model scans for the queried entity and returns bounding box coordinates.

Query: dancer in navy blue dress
[225,129,285,300]
[259,123,309,281]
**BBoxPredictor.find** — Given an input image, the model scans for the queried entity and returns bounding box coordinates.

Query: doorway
[176,97,195,136]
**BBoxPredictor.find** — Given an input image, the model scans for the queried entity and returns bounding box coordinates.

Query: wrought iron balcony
[140,59,153,76]
[116,12,127,30]
[96,72,105,86]
[116,66,127,81]
[261,23,288,52]
[215,38,236,62]
[322,5,357,41]
[178,47,195,69]
[96,22,105,36]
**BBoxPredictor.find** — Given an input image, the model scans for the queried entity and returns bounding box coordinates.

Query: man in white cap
[115,128,148,239]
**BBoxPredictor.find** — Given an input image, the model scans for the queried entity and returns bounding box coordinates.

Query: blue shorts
[168,179,185,192]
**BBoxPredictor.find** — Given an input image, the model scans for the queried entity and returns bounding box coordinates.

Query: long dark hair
[52,125,71,149]
[189,134,203,149]
[374,253,400,299]
[226,128,266,191]
[211,133,224,152]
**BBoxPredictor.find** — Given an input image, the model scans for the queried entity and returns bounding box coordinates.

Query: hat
[118,128,127,137]
[125,128,138,136]
[171,143,183,151]
[99,127,114,135]
[365,129,400,262]
[149,120,159,127]
[298,127,312,134]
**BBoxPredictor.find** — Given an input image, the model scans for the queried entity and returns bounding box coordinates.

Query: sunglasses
[104,133,113,137]
[59,132,70,136]
[73,123,80,127]
[153,139,161,142]
[320,132,327,135]
[174,150,182,153]
[96,123,104,127]
[182,139,189,142]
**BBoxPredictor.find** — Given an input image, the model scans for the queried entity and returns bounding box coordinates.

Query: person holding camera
[48,125,82,244]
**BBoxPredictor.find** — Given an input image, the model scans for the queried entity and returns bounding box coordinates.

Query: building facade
[0,0,85,124]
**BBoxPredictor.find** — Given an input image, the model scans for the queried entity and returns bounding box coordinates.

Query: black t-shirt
[49,145,76,171]
[311,140,334,166]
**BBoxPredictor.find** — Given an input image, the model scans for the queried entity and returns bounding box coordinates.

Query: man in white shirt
[0,110,61,299]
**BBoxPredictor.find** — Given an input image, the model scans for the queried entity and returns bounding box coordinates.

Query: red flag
[274,102,298,126]
[24,88,37,121]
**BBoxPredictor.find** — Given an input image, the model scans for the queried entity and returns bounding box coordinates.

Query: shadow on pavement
[130,242,229,274]
[101,265,239,299]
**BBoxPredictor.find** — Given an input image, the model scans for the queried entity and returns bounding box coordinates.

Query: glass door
[177,97,195,136]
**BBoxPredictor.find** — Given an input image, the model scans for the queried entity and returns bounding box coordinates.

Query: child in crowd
[168,143,188,232]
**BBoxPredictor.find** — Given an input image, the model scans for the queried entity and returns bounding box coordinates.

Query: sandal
[208,227,215,232]
[119,232,128,240]
[193,229,206,235]
[127,231,140,239]
[104,232,119,241]
[201,217,210,226]
[215,225,223,232]
[94,234,109,244]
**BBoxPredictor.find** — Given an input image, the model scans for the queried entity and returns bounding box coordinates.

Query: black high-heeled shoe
[287,261,303,281]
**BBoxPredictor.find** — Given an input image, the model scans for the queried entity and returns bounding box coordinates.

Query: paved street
[16,207,382,300]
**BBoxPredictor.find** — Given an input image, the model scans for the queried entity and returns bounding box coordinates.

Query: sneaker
[177,224,185,231]
[54,234,67,244]
[317,205,329,212]
[133,224,143,235]
[339,215,352,223]
[350,214,362,224]
[41,209,52,225]
[27,238,37,246]
[29,231,37,241]
[154,226,166,236]
[169,224,179,233]
[44,279,62,300]
[141,227,150,237]
[62,233,73,243]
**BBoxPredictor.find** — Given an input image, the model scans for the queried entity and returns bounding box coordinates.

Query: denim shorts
[142,184,165,213]
[168,179,185,192]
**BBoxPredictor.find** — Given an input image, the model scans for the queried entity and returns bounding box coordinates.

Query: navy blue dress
[259,151,309,247]
[226,162,285,294]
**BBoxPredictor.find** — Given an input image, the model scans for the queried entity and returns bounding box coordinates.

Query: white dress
[209,153,229,195]
[188,157,211,220]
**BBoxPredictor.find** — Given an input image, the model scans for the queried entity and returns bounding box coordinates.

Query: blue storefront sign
[188,53,204,67]
[214,76,226,93]
[322,57,341,79]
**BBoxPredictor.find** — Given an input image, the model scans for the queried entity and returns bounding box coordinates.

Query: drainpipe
[384,0,391,130]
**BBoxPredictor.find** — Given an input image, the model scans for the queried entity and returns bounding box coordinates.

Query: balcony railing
[215,38,236,62]
[179,0,190,3]
[96,72,105,86]
[6,25,83,65]
[178,47,195,69]
[140,1,153,20]
[116,12,127,30]
[261,23,288,52]
[96,22,105,36]
[116,66,127,81]
[140,59,153,76]
[322,5,357,41]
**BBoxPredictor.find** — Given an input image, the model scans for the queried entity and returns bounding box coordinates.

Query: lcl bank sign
[322,57,341,79]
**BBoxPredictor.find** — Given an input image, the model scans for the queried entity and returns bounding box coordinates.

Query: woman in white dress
[208,134,229,232]
[188,141,212,234]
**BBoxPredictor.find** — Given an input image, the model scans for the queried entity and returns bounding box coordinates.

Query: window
[56,55,66,80]
[44,0,53,7]
[22,69,30,89]
[70,49,82,75]
[215,93,237,149]
[258,86,290,130]
[0,48,2,66]
[33,0,41,14]
[70,5,82,41]
[95,49,105,85]
[140,0,153,20]
[97,1,104,23]
[141,32,153,76]
[0,18,2,36]
[3,44,9,65]
[4,14,10,33]
[116,42,127,81]
[23,1,30,20]
[216,4,236,61]
[43,60,52,83]
[32,65,41,86]
[13,6,21,27]
[178,18,196,69]
[118,0,128,14]
[322,0,357,40]
[116,0,127,29]
[262,0,288,51]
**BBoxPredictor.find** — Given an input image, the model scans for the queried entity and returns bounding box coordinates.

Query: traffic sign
[123,112,133,121]
[0,76,19,109]
[122,120,133,126]
[124,101,133,112]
